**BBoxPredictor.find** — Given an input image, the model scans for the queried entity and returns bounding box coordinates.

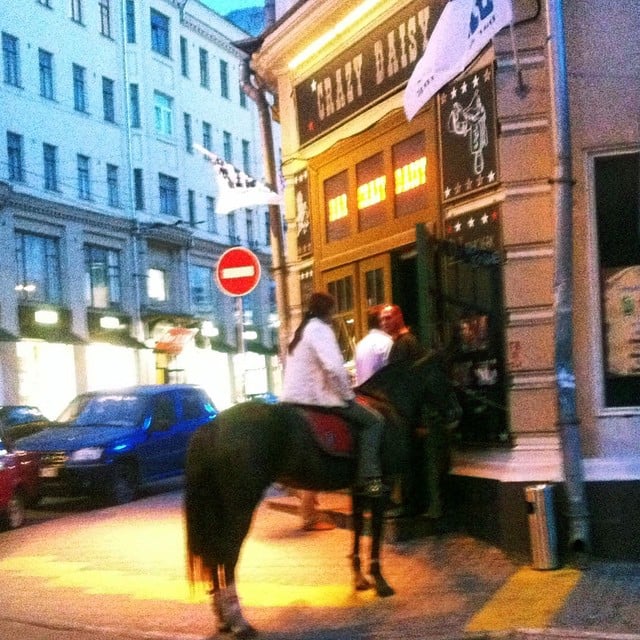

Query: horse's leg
[210,565,231,633]
[216,562,257,639]
[369,495,395,597]
[351,492,372,591]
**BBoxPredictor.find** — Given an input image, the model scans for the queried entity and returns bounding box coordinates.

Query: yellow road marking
[466,567,581,632]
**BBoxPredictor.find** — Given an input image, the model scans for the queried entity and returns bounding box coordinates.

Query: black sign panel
[294,170,312,258]
[438,63,499,203]
[295,0,441,146]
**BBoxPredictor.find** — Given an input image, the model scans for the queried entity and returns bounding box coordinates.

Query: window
[39,49,54,99]
[102,76,115,122]
[154,91,173,136]
[241,139,251,175]
[324,170,350,242]
[219,59,229,98]
[328,275,355,361]
[223,131,232,162]
[77,154,91,200]
[202,121,212,151]
[15,232,61,304]
[99,0,111,37]
[180,36,188,77]
[364,268,385,307]
[2,32,20,87]
[188,189,196,226]
[227,212,237,242]
[596,151,640,407]
[85,245,121,308]
[158,173,178,216]
[7,132,24,182]
[246,210,254,245]
[129,83,140,128]
[73,63,87,112]
[150,9,170,57]
[71,0,83,23]
[133,168,144,210]
[147,268,166,302]
[106,163,120,207]
[43,143,58,191]
[125,0,135,43]
[206,196,217,234]
[183,112,193,152]
[239,84,247,108]
[199,48,210,89]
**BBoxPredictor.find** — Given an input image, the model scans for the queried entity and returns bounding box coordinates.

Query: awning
[209,337,237,354]
[90,332,149,349]
[0,328,19,342]
[244,340,278,356]
[20,326,86,345]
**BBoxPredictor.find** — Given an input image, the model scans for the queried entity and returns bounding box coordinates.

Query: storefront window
[364,268,385,307]
[328,275,355,362]
[357,153,386,231]
[393,132,427,217]
[189,264,215,314]
[324,171,350,242]
[596,151,640,407]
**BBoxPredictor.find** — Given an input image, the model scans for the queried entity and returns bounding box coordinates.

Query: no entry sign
[216,247,261,296]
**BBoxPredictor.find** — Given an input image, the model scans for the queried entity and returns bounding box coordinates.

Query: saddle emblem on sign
[301,408,354,458]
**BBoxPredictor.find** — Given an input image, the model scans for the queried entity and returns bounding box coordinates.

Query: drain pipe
[546,0,590,559]
[239,59,290,358]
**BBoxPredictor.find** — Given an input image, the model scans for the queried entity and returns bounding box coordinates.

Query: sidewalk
[264,488,640,640]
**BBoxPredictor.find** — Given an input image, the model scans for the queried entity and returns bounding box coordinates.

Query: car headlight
[69,447,104,462]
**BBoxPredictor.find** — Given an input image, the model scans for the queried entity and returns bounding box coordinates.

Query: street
[1,484,640,640]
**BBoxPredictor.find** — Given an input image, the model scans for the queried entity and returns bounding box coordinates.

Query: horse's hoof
[354,574,373,591]
[375,581,395,598]
[232,623,258,639]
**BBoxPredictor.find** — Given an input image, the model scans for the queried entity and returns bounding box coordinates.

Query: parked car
[0,434,41,529]
[14,385,218,506]
[0,405,50,448]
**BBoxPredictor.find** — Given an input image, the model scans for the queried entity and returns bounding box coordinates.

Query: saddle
[295,406,355,458]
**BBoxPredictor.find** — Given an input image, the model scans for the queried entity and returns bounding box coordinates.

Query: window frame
[150,9,170,57]
[2,32,21,87]
[7,131,25,182]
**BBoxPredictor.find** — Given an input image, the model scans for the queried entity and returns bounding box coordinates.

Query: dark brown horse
[184,352,461,638]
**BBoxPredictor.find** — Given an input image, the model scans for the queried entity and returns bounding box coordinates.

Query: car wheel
[105,462,138,506]
[6,490,26,529]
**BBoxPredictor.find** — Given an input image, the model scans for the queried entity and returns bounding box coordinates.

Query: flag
[404,0,513,121]
[194,144,282,214]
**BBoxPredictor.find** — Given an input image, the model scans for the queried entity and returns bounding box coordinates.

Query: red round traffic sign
[216,247,261,296]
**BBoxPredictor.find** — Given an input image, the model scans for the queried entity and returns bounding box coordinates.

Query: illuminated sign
[34,309,59,325]
[394,157,426,194]
[357,176,386,209]
[328,194,348,221]
[295,0,442,145]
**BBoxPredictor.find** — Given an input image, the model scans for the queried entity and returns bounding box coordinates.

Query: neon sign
[357,176,387,209]
[327,194,348,221]
[394,157,426,194]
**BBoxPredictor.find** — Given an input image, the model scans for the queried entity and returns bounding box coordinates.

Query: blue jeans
[333,400,384,482]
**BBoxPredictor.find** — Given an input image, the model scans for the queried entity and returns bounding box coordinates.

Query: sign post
[215,247,262,402]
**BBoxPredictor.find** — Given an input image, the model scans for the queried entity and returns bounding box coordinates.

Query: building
[252,0,640,560]
[0,0,281,418]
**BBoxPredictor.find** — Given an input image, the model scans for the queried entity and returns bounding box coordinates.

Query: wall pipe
[545,0,590,558]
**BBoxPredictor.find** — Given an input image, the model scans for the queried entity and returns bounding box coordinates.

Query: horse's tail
[184,423,222,590]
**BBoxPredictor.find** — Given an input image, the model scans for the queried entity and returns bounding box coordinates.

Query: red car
[0,434,41,530]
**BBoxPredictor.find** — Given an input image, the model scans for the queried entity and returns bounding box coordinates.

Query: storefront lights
[201,321,219,337]
[99,316,122,330]
[288,0,383,70]
[34,309,59,325]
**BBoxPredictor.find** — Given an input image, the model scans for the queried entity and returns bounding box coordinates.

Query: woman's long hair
[288,292,335,354]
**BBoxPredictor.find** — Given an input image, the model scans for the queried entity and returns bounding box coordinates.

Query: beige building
[252,0,640,560]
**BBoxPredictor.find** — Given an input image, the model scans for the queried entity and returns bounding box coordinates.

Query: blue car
[15,384,217,505]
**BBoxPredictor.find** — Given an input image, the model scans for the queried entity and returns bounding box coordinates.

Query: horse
[184,352,461,638]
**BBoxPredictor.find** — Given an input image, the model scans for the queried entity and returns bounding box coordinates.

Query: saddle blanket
[298,407,354,458]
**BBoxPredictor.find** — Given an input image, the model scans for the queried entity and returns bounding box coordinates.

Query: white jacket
[281,317,355,407]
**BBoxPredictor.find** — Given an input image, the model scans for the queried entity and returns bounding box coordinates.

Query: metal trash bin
[525,483,558,570]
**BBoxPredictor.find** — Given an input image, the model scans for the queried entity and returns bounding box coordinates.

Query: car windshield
[57,394,148,427]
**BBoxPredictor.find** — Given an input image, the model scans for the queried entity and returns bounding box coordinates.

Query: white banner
[404,0,513,121]
[194,144,282,214]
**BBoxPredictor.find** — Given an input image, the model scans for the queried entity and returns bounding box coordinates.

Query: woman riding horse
[185,341,461,638]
